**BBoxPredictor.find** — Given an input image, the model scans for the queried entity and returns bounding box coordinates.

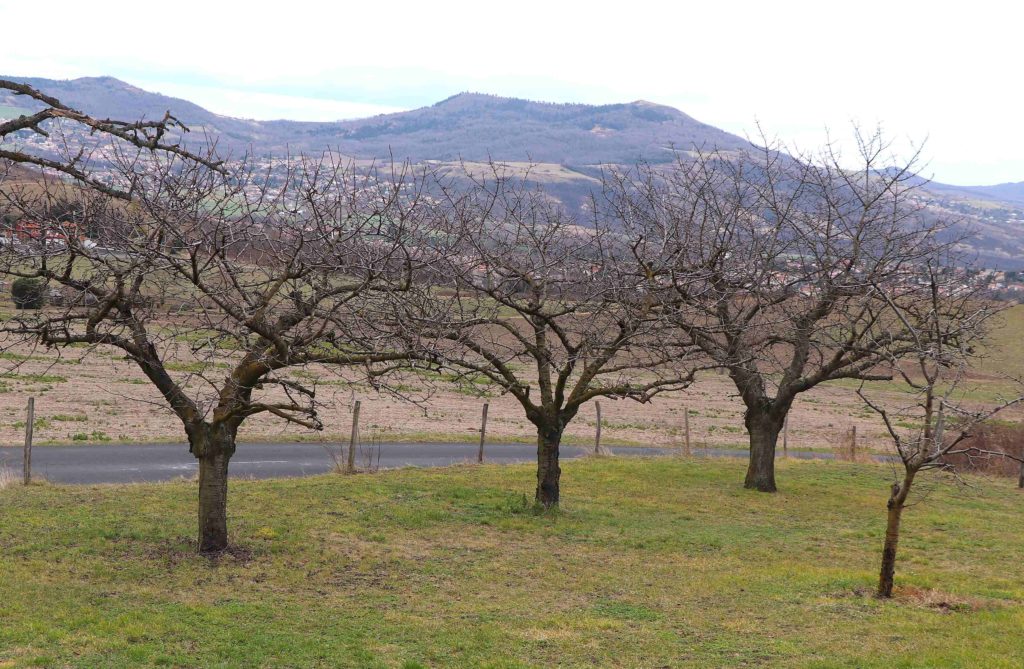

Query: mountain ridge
[0,76,756,165]
[3,76,1024,268]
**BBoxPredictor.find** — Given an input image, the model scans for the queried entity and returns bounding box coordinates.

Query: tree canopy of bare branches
[602,132,959,492]
[856,264,1023,597]
[0,143,436,551]
[1,79,224,200]
[391,166,704,508]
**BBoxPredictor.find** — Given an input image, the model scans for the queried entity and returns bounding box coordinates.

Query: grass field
[1,457,1022,668]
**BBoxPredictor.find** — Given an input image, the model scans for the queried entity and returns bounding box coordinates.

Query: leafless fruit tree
[392,166,705,508]
[0,141,435,552]
[602,132,957,492]
[856,264,1023,598]
[1,79,224,198]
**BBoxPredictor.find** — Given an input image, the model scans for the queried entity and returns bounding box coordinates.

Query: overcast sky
[1,0,1019,186]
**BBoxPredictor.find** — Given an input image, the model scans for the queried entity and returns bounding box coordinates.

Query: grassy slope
[979,303,1024,376]
[1,458,1022,668]
[825,303,1024,408]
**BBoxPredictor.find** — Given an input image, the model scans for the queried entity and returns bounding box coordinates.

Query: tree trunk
[536,425,563,509]
[191,424,237,553]
[744,407,784,492]
[877,502,903,598]
[878,472,914,598]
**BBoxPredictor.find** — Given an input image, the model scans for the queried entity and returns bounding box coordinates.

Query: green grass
[816,303,1024,406]
[164,360,229,374]
[980,303,1024,378]
[12,417,49,430]
[0,352,46,362]
[826,374,1023,405]
[0,372,68,384]
[51,414,89,423]
[68,430,111,442]
[230,429,656,448]
[1,458,1022,667]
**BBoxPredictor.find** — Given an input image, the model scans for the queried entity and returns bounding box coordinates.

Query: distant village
[977,268,1024,298]
[4,113,1024,304]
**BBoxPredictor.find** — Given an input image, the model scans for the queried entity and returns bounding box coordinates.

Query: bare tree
[602,132,956,491]
[1,79,224,199]
[393,166,704,508]
[856,264,1023,598]
[0,146,434,552]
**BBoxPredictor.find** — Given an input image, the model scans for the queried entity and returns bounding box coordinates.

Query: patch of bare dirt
[0,334,1017,454]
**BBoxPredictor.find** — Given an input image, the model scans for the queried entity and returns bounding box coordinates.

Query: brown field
[0,296,1021,453]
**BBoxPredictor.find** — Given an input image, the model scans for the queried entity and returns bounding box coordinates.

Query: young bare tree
[0,148,434,552]
[602,132,954,491]
[393,167,704,508]
[856,265,1023,598]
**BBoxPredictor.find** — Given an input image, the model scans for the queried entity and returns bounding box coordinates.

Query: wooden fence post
[850,424,857,462]
[594,401,602,454]
[683,406,691,457]
[23,397,34,485]
[347,400,361,474]
[478,402,489,463]
[782,415,789,458]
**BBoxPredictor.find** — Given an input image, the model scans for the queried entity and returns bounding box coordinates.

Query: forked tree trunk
[536,425,563,508]
[190,424,237,553]
[878,472,914,598]
[744,408,784,492]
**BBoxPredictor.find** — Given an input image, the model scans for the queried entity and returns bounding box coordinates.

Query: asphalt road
[0,441,856,485]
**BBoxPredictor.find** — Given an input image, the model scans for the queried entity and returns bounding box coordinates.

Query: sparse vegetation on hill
[4,75,1024,267]
[0,77,754,165]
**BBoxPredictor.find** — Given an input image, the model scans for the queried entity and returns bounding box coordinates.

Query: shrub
[943,422,1024,478]
[11,278,46,310]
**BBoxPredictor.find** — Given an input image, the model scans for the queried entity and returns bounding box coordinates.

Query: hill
[3,76,1024,267]
[291,92,756,164]
[0,77,755,164]
[948,181,1024,206]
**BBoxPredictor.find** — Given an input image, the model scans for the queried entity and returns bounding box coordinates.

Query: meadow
[1,457,1022,667]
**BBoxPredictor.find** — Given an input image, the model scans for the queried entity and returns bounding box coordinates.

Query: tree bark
[191,424,237,553]
[878,472,914,598]
[536,425,563,508]
[878,499,904,597]
[744,407,784,492]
